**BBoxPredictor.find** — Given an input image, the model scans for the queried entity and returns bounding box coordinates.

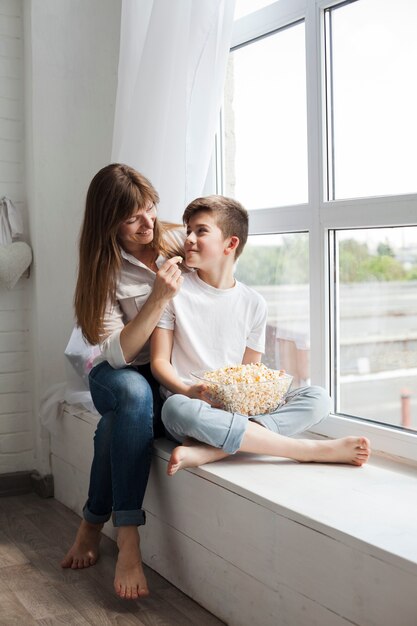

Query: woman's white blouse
[99,228,185,369]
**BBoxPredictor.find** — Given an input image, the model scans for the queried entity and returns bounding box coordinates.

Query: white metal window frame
[218,0,417,463]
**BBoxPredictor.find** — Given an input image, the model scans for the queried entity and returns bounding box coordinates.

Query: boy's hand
[187,383,210,402]
[152,256,183,301]
[187,383,223,408]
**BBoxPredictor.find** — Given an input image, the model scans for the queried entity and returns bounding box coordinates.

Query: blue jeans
[162,386,331,454]
[84,361,162,527]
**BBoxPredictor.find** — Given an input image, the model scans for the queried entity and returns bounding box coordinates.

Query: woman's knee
[116,374,152,411]
[89,362,153,416]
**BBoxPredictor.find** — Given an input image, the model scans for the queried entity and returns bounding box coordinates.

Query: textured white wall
[0,0,34,473]
[0,0,121,475]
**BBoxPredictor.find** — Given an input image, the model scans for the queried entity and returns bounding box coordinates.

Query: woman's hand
[119,256,183,363]
[152,256,184,302]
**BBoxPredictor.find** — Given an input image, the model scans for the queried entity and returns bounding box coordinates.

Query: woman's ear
[225,235,240,255]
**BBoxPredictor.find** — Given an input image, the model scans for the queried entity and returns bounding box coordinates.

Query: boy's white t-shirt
[156,271,268,397]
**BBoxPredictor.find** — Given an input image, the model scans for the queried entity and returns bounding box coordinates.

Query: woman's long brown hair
[74,163,182,344]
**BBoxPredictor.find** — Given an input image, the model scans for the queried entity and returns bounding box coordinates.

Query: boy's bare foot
[241,423,371,466]
[61,519,103,569]
[114,526,149,600]
[167,443,228,476]
[298,436,371,465]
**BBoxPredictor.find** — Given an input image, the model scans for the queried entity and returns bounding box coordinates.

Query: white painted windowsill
[61,404,417,576]
[152,437,417,577]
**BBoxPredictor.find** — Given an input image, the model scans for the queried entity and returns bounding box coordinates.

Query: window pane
[223,22,308,209]
[327,0,417,199]
[335,227,417,431]
[236,233,310,387]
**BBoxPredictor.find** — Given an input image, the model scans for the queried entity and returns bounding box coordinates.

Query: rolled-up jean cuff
[222,412,249,454]
[83,503,111,525]
[112,509,146,527]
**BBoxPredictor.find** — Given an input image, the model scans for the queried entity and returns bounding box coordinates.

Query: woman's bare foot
[61,519,103,569]
[167,443,228,476]
[114,526,149,600]
[297,436,371,465]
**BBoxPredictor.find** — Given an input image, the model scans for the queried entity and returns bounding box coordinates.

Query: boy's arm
[243,294,267,366]
[150,327,189,395]
[151,327,207,398]
[242,347,262,364]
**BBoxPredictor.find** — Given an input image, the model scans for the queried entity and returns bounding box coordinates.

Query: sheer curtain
[111,0,236,221]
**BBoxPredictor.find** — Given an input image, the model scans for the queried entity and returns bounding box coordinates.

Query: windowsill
[59,402,417,575]
[152,437,417,575]
[53,403,417,625]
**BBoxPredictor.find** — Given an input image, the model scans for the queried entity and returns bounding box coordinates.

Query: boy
[151,196,370,475]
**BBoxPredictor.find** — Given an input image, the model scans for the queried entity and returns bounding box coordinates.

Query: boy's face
[185,210,233,270]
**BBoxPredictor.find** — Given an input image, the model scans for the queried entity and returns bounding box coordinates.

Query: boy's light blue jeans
[161,386,331,454]
[83,360,162,527]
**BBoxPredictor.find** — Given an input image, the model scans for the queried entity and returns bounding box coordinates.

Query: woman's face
[118,203,157,247]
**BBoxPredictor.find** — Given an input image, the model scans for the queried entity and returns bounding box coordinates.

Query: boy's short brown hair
[182,195,248,258]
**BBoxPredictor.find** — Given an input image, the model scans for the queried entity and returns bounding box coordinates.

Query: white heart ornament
[0,242,33,289]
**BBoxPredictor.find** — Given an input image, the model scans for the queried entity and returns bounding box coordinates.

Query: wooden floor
[0,493,225,625]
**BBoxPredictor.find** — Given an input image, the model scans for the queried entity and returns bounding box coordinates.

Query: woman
[61,163,184,600]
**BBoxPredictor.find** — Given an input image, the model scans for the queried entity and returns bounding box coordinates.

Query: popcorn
[193,363,292,416]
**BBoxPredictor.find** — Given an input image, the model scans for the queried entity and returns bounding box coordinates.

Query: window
[325,0,417,200]
[219,0,417,461]
[236,233,310,388]
[223,21,308,209]
[333,227,417,432]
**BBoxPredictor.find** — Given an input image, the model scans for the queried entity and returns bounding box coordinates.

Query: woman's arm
[151,327,207,398]
[242,347,262,364]
[119,256,183,363]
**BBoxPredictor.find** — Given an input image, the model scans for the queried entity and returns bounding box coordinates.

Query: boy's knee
[161,395,207,441]
[161,394,189,431]
[308,385,332,423]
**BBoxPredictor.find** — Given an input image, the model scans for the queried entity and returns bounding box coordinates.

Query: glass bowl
[191,367,293,416]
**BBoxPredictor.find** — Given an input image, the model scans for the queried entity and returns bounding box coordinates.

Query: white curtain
[111,0,236,222]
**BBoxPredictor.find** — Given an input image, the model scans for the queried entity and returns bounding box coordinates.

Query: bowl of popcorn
[192,363,293,416]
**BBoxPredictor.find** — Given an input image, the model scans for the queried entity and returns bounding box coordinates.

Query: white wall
[0,0,120,476]
[25,0,121,474]
[0,0,34,473]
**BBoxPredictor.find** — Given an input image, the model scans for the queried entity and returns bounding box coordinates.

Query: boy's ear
[225,235,239,255]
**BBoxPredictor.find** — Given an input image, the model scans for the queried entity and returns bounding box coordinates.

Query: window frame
[218,0,417,463]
